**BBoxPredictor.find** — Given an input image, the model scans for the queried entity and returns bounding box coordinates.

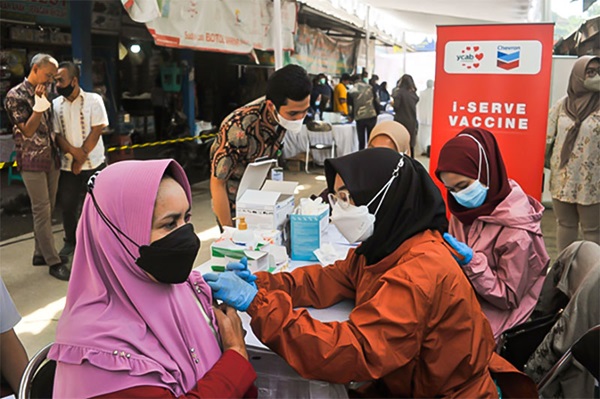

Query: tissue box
[290,208,329,261]
[210,240,270,273]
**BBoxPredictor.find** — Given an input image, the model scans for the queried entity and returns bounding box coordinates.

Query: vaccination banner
[122,0,297,54]
[429,24,554,200]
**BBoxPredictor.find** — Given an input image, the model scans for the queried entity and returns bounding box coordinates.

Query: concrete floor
[0,156,559,357]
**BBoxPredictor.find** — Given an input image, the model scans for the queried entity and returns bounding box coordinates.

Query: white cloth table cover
[377,113,394,123]
[283,123,358,165]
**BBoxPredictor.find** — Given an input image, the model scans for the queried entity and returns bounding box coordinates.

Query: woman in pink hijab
[48,159,257,398]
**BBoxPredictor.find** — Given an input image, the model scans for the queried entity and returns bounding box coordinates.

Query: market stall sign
[287,24,358,76]
[0,0,70,26]
[122,0,296,54]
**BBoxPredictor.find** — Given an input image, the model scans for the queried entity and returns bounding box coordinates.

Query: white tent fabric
[300,0,541,38]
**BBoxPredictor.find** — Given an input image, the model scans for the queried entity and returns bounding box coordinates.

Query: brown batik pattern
[210,99,284,215]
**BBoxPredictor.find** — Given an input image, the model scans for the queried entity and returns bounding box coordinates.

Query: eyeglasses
[328,189,352,209]
[585,67,600,78]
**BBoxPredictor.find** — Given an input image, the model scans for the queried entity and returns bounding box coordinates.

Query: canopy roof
[300,0,539,42]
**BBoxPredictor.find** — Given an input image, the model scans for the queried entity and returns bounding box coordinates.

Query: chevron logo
[497,47,520,70]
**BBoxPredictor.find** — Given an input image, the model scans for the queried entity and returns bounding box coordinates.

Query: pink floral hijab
[48,159,221,397]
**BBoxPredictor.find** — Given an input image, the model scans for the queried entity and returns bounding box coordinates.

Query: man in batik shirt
[210,65,311,228]
[4,53,70,281]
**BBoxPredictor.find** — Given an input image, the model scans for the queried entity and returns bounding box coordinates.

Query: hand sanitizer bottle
[232,217,254,247]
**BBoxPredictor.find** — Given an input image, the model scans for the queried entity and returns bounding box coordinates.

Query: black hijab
[325,148,448,265]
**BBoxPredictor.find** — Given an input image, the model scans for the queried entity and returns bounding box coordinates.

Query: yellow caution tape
[105,133,217,153]
[0,161,18,169]
[0,133,218,169]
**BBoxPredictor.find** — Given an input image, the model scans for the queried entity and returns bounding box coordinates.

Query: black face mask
[57,81,75,98]
[136,223,200,284]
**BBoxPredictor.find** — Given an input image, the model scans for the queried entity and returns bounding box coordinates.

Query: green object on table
[211,265,226,272]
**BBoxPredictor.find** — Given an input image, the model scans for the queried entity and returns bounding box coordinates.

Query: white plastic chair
[305,122,335,173]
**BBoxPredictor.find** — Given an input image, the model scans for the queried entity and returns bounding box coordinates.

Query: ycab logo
[455,45,485,70]
[444,40,542,75]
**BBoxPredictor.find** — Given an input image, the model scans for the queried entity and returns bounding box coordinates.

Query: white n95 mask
[329,156,405,244]
[278,113,304,134]
[330,202,375,244]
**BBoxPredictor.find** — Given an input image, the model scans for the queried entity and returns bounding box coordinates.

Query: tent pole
[365,5,371,74]
[273,0,284,69]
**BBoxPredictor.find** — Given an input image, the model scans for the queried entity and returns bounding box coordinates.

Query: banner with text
[429,24,554,201]
[123,0,296,54]
[287,24,358,75]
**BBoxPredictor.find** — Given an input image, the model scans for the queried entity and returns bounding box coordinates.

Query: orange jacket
[249,230,534,398]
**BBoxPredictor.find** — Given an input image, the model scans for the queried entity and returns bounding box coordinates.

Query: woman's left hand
[212,304,248,360]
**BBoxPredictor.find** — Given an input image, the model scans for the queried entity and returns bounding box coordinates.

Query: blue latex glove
[226,257,257,289]
[443,232,473,266]
[203,272,258,311]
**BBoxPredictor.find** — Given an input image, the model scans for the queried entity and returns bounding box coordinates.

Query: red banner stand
[430,24,554,202]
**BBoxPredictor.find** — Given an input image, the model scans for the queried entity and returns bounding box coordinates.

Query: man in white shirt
[53,61,108,256]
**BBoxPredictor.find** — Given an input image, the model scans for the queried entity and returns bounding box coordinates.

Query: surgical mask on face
[319,78,326,85]
[278,113,304,134]
[363,78,369,83]
[315,100,321,107]
[451,180,488,208]
[57,81,75,98]
[346,84,354,90]
[583,75,600,92]
[330,157,404,244]
[450,133,490,209]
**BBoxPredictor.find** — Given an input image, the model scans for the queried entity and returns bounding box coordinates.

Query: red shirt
[93,350,258,399]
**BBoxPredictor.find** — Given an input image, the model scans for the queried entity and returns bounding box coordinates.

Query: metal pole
[365,5,371,74]
[70,1,93,91]
[542,0,552,22]
[402,31,407,75]
[181,50,195,136]
[273,0,284,69]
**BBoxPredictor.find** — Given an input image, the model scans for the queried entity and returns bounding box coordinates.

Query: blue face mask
[449,133,491,209]
[451,180,488,208]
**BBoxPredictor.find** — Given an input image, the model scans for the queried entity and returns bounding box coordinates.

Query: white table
[196,260,353,348]
[195,227,353,397]
[282,114,395,166]
[195,225,355,349]
[283,123,358,165]
[377,113,394,123]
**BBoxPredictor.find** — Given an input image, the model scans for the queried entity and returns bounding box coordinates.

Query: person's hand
[226,257,257,289]
[203,272,258,311]
[32,88,51,113]
[34,84,47,97]
[71,147,87,164]
[443,232,473,266]
[212,303,248,360]
[71,159,83,175]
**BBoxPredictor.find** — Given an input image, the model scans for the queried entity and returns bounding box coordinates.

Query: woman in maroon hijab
[435,128,550,340]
